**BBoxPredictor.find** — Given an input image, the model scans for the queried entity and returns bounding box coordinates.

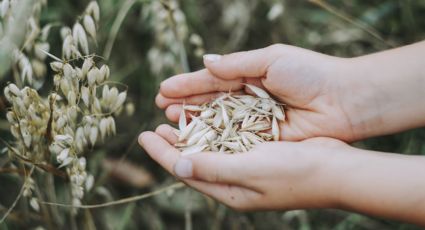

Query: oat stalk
[41,182,184,209]
[309,0,393,47]
[0,166,35,224]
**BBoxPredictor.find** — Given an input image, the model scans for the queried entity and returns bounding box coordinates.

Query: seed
[83,15,96,39]
[82,57,94,75]
[8,83,21,96]
[89,126,98,146]
[67,91,77,105]
[179,119,196,141]
[272,116,279,141]
[29,198,40,212]
[81,86,90,106]
[220,102,230,126]
[86,1,100,23]
[200,108,215,118]
[197,130,217,145]
[87,67,99,86]
[179,106,187,131]
[99,118,108,140]
[72,22,89,55]
[114,91,127,111]
[107,116,116,135]
[183,105,203,112]
[244,84,270,99]
[63,35,74,59]
[212,111,222,128]
[181,144,208,156]
[50,61,64,72]
[272,104,285,121]
[1,0,9,18]
[99,64,110,80]
[57,148,70,162]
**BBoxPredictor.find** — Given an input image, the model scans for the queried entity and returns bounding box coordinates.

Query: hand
[138,124,348,211]
[139,125,425,225]
[156,44,361,142]
[157,42,425,142]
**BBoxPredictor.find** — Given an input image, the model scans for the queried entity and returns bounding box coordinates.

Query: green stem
[309,0,394,48]
[103,0,136,60]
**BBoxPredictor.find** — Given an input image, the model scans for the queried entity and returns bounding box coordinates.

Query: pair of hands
[139,43,425,221]
[140,44,363,211]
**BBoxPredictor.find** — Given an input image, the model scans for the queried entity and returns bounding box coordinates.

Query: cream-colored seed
[178,107,187,131]
[86,1,100,23]
[99,65,110,80]
[50,61,63,72]
[72,22,89,55]
[83,15,96,39]
[1,0,9,18]
[89,126,98,146]
[81,86,90,106]
[114,92,127,111]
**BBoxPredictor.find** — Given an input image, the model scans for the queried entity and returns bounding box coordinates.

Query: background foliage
[1,0,425,229]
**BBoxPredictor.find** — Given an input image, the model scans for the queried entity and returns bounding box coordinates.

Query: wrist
[337,43,425,139]
[297,139,356,209]
[327,148,425,225]
[334,58,385,141]
[314,142,361,209]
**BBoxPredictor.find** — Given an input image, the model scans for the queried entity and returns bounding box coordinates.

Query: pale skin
[139,41,425,226]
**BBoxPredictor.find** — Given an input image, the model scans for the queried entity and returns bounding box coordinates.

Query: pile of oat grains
[175,84,285,155]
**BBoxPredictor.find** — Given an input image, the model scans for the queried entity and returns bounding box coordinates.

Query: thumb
[203,44,283,79]
[173,152,249,185]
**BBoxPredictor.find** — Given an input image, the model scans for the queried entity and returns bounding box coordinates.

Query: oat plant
[1,0,127,223]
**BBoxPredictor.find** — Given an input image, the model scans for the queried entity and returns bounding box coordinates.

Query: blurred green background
[1,0,425,229]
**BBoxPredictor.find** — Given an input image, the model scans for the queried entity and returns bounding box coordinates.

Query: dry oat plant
[0,0,128,227]
[1,0,425,229]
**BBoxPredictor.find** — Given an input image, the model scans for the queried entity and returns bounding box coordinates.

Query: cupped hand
[156,44,363,142]
[138,124,350,211]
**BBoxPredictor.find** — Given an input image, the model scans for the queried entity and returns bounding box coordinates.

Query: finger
[156,91,225,109]
[277,109,313,142]
[155,124,178,145]
[138,131,179,174]
[165,104,183,123]
[160,69,243,98]
[203,45,283,80]
[174,152,251,186]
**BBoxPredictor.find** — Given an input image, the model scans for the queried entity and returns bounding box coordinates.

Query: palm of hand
[157,44,357,141]
[139,125,347,211]
[261,57,356,141]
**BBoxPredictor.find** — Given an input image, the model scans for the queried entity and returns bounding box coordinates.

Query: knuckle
[225,51,245,60]
[154,93,161,107]
[266,44,285,53]
[155,124,169,133]
[208,168,221,183]
[210,76,222,91]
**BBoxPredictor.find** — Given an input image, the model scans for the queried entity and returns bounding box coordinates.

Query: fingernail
[203,54,222,62]
[174,158,193,178]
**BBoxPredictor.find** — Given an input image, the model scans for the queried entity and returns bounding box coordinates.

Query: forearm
[329,147,425,226]
[341,41,425,139]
